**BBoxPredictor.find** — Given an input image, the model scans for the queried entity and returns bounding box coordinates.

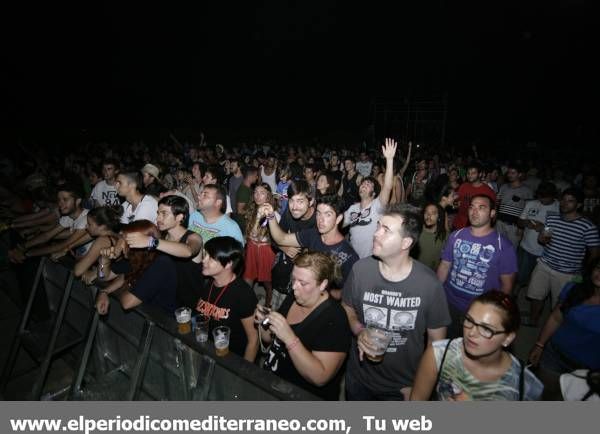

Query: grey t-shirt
[342,257,451,391]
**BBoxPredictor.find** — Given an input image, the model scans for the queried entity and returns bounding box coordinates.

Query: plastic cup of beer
[213,326,231,356]
[364,324,393,363]
[195,314,210,343]
[175,307,192,334]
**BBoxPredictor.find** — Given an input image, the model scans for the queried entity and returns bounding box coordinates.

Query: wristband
[260,213,276,227]
[147,236,159,251]
[534,342,545,350]
[286,337,301,352]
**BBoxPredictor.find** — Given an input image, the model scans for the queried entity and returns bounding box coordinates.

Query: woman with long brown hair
[96,219,177,314]
[243,183,280,307]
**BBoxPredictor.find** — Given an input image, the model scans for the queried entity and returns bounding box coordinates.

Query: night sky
[3,1,595,147]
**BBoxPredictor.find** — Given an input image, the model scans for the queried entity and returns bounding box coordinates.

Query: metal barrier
[1,257,96,400]
[2,259,318,400]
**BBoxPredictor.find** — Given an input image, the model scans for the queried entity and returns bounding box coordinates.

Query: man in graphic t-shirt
[342,204,450,400]
[90,158,121,207]
[437,194,517,338]
[261,194,358,300]
[343,139,397,258]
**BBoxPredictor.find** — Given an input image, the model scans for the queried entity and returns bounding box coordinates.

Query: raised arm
[378,138,397,207]
[125,231,203,259]
[399,141,412,176]
[260,204,300,247]
[27,229,89,258]
[74,236,111,277]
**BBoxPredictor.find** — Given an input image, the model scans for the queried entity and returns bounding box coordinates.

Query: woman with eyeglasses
[410,291,543,400]
[254,251,351,400]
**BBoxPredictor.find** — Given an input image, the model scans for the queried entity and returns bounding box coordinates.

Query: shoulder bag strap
[435,338,455,389]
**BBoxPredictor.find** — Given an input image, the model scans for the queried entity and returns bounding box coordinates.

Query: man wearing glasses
[343,139,398,258]
[437,194,517,338]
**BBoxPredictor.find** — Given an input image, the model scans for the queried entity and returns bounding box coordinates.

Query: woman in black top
[255,251,351,400]
[196,236,258,363]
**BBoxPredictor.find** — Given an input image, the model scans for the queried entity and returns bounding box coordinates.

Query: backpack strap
[435,338,455,389]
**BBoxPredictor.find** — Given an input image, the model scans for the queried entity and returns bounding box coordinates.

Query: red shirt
[453,182,497,229]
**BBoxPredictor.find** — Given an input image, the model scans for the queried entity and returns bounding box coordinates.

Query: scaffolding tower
[369,95,448,147]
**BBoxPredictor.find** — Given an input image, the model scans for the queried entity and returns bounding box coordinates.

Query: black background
[2,1,596,148]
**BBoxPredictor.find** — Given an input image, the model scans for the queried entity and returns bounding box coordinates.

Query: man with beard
[526,188,600,326]
[437,194,517,338]
[269,180,317,309]
[9,184,92,262]
[261,194,358,300]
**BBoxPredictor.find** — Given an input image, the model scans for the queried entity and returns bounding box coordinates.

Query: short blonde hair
[293,251,341,287]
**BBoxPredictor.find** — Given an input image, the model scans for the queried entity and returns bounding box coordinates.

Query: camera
[257,305,271,328]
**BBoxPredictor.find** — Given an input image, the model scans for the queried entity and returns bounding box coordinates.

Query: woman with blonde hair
[255,251,351,400]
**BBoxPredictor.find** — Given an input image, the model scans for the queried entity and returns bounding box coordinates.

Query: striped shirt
[497,184,533,222]
[540,214,600,274]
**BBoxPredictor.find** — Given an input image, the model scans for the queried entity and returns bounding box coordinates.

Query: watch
[148,236,160,251]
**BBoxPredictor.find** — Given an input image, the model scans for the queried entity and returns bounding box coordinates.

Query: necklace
[207,277,235,306]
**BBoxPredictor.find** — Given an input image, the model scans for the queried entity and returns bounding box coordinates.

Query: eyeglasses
[463,314,507,339]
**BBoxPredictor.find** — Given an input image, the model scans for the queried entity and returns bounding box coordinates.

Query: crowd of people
[1,134,599,401]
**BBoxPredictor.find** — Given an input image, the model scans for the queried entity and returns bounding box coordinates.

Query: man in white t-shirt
[356,151,373,178]
[116,172,158,224]
[343,139,397,258]
[90,159,121,207]
[8,185,93,263]
[516,182,559,292]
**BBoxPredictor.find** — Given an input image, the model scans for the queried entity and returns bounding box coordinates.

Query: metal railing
[1,259,318,401]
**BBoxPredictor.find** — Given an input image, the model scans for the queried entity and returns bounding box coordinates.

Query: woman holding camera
[410,291,543,401]
[255,251,351,400]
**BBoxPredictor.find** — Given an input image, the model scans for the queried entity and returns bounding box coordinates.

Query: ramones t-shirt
[195,277,258,358]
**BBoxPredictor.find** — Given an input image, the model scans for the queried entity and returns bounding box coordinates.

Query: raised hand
[382,138,398,160]
[259,203,275,218]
